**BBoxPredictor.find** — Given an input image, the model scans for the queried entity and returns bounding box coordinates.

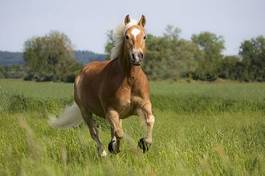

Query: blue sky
[0,0,264,55]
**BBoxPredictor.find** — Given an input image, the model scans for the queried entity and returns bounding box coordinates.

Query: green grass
[0,79,265,175]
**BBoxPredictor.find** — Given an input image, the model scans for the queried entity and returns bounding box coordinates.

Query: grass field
[0,79,265,175]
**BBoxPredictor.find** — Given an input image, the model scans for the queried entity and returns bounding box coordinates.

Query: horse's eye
[143,35,146,40]
[125,35,129,40]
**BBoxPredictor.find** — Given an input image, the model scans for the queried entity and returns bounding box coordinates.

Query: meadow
[0,79,265,176]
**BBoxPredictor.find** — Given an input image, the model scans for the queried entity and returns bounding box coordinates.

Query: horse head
[124,15,146,66]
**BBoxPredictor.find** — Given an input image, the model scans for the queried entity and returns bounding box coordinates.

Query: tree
[23,31,79,81]
[0,66,5,78]
[218,55,241,80]
[144,34,199,80]
[143,26,199,80]
[192,32,225,81]
[239,36,265,81]
[104,30,114,59]
[163,25,181,40]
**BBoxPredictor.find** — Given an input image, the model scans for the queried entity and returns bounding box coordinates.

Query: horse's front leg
[106,109,123,154]
[137,101,155,153]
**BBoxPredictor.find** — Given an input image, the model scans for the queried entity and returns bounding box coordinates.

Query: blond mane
[110,20,138,60]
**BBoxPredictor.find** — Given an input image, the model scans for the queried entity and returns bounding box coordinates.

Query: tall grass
[0,79,265,175]
[1,79,265,113]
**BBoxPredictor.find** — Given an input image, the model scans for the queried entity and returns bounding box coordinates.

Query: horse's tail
[48,103,83,128]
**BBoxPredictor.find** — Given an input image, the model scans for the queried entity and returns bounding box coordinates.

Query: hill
[74,50,106,64]
[0,50,106,66]
[0,51,24,65]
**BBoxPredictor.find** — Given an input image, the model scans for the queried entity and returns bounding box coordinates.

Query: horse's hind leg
[106,109,123,154]
[82,112,107,157]
[137,102,155,153]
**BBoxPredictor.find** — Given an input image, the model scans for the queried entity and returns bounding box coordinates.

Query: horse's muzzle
[130,52,144,65]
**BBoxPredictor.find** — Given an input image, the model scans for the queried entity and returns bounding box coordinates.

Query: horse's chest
[115,89,140,116]
[116,90,132,108]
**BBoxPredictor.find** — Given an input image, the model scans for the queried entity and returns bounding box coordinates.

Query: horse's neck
[118,55,130,74]
[117,48,141,83]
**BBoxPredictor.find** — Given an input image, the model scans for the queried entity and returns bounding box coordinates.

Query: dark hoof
[108,140,120,154]
[138,138,151,153]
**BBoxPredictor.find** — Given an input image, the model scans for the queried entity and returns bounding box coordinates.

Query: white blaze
[131,28,140,39]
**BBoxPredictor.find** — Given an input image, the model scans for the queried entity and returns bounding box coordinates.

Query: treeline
[0,65,25,79]
[146,27,264,81]
[0,32,105,81]
[1,27,264,82]
[106,25,265,82]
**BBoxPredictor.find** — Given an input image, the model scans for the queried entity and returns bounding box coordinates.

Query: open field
[0,79,265,175]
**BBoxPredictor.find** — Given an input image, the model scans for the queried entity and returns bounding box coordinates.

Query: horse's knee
[146,115,155,127]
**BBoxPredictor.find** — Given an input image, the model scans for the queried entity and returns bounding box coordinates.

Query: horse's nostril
[140,52,144,59]
[132,53,136,60]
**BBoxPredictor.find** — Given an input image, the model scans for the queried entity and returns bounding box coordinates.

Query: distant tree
[144,27,199,80]
[0,66,5,78]
[0,65,26,79]
[239,36,265,81]
[192,32,225,81]
[104,30,114,59]
[163,25,181,40]
[218,55,241,80]
[23,31,79,81]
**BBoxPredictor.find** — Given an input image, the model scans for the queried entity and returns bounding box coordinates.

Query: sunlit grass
[0,79,265,175]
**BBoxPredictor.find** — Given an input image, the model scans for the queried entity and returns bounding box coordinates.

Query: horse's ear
[124,14,131,25]
[138,15,146,27]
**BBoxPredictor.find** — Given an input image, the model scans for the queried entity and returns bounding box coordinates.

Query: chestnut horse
[49,15,155,157]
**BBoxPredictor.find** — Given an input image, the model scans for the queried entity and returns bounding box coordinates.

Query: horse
[49,15,155,157]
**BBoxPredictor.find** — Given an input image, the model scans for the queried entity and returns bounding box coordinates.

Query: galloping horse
[50,15,155,157]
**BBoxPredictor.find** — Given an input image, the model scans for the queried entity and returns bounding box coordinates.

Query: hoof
[108,140,120,154]
[138,138,151,153]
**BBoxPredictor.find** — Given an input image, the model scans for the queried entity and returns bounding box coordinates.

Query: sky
[0,0,265,55]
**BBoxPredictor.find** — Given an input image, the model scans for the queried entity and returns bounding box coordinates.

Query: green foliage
[163,25,181,40]
[218,55,241,80]
[1,27,263,83]
[0,65,26,79]
[0,66,5,78]
[144,33,199,80]
[239,36,265,81]
[23,31,80,82]
[1,80,265,175]
[104,30,115,60]
[192,32,225,81]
